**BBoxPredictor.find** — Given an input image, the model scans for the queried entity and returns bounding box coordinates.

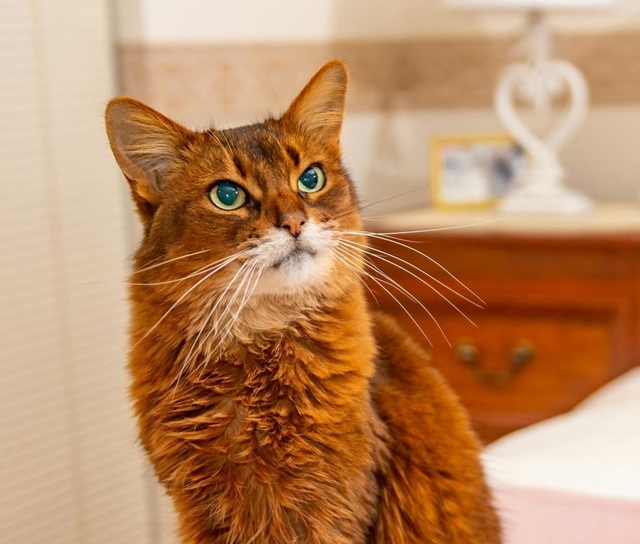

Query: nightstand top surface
[367,203,640,236]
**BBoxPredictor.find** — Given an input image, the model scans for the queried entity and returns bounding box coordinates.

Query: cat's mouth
[271,245,318,269]
[248,222,335,295]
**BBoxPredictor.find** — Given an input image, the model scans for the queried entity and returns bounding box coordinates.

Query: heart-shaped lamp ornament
[494,12,593,213]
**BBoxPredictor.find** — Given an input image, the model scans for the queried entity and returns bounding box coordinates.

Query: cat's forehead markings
[232,156,246,179]
[213,125,280,165]
[285,145,300,167]
[246,134,284,166]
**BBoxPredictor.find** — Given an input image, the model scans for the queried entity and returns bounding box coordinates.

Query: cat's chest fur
[166,346,367,472]
[134,310,385,543]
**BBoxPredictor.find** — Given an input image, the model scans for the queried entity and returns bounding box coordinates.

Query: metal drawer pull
[455,341,534,388]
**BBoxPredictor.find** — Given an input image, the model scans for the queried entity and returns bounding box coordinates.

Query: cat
[105,59,501,544]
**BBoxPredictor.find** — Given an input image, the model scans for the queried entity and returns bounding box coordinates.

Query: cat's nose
[278,211,307,238]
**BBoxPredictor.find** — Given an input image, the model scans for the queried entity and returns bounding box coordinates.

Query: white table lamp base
[494,11,593,214]
[499,184,592,214]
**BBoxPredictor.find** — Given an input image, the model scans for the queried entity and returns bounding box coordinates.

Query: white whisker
[132,252,244,349]
[133,248,212,275]
[193,262,262,377]
[216,263,265,350]
[212,262,258,342]
[336,245,448,345]
[129,252,247,286]
[362,217,503,236]
[339,243,449,333]
[208,129,231,157]
[333,246,433,347]
[338,239,477,327]
[347,237,482,309]
[330,247,380,307]
[178,260,253,380]
[340,229,485,306]
[210,261,257,335]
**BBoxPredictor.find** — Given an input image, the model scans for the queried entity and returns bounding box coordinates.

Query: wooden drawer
[379,306,619,443]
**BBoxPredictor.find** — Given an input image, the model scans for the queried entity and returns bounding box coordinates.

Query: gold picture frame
[429,133,525,210]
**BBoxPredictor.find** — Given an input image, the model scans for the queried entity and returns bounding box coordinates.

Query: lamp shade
[446,0,615,10]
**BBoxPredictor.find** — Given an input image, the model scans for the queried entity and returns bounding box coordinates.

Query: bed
[482,366,640,544]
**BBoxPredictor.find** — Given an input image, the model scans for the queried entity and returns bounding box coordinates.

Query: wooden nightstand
[365,204,640,444]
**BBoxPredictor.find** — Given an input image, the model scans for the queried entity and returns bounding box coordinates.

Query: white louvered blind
[0,1,154,542]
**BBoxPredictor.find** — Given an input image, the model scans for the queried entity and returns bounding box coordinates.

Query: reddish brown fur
[105,60,501,543]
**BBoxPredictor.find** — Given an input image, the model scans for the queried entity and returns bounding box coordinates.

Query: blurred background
[2,1,640,543]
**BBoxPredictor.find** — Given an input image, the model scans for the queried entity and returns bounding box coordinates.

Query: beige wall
[115,0,640,43]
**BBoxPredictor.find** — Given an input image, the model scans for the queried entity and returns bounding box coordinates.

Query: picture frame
[429,133,526,210]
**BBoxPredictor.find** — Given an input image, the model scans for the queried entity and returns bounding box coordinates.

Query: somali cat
[105,60,501,543]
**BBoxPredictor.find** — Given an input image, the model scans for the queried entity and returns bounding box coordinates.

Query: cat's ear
[283,59,349,144]
[105,97,191,219]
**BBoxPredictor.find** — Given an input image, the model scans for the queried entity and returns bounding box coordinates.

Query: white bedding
[483,366,640,500]
[482,366,640,543]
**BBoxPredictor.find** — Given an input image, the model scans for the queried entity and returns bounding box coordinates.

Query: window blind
[0,1,156,542]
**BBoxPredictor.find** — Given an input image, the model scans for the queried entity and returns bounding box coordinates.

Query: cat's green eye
[208,181,246,210]
[298,165,326,194]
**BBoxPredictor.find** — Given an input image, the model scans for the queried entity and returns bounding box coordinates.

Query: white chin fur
[249,221,336,296]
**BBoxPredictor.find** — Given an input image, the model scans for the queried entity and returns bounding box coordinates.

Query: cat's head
[106,60,365,313]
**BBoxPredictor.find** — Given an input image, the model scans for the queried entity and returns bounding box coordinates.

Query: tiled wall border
[117,32,640,125]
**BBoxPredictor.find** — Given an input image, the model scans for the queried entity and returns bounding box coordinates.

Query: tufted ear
[282,59,349,144]
[105,97,191,220]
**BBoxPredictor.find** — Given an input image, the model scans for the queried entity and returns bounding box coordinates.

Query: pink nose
[278,212,307,238]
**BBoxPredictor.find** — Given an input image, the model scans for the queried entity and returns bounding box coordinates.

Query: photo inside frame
[437,139,525,206]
